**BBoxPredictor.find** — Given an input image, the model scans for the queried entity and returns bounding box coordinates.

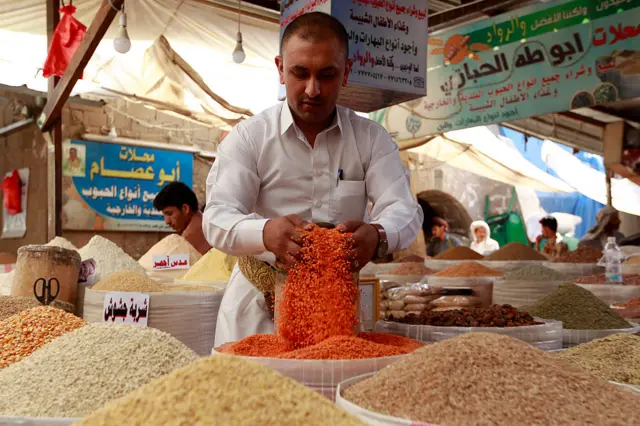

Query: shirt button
[315,200,323,208]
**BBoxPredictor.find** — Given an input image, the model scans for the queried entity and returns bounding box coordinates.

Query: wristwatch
[370,224,388,260]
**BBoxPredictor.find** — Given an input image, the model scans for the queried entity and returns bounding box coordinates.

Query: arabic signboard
[62,139,194,232]
[103,292,149,326]
[280,0,428,112]
[152,254,190,271]
[380,0,640,137]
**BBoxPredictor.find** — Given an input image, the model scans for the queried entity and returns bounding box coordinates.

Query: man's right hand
[263,214,312,269]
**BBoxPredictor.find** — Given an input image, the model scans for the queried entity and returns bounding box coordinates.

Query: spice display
[278,226,357,348]
[434,261,502,277]
[92,270,164,292]
[555,333,640,385]
[138,234,202,271]
[0,324,197,418]
[0,306,86,369]
[0,296,74,321]
[388,263,433,275]
[525,284,632,329]
[220,332,421,360]
[554,246,603,263]
[575,273,640,285]
[181,249,237,281]
[484,242,547,261]
[343,333,640,425]
[0,252,16,264]
[77,355,364,426]
[434,246,484,260]
[395,255,425,263]
[79,236,145,281]
[504,264,567,281]
[390,304,541,327]
[627,256,640,265]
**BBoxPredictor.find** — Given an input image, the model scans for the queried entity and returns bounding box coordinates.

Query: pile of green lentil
[504,265,567,281]
[555,333,640,385]
[525,284,632,329]
[344,333,640,425]
[76,355,364,426]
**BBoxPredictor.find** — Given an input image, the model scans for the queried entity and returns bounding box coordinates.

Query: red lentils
[0,306,86,369]
[278,226,358,348]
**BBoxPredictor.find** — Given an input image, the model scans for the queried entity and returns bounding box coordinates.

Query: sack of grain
[492,279,565,308]
[543,261,603,278]
[83,287,223,355]
[562,323,640,348]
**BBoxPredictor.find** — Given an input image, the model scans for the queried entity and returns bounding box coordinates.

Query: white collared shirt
[203,102,422,259]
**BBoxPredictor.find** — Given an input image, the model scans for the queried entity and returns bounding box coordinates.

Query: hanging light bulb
[113,8,131,54]
[232,0,245,64]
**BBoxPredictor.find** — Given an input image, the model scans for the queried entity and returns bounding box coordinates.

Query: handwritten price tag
[103,292,149,326]
[152,254,190,270]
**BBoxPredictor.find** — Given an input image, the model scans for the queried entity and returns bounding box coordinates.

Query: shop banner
[62,139,194,232]
[387,0,640,136]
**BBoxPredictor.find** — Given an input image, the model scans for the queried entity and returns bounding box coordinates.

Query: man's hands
[337,220,379,271]
[263,214,311,269]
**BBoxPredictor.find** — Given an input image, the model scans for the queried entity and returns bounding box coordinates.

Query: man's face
[69,148,77,160]
[474,227,487,242]
[432,225,446,240]
[162,205,191,233]
[541,225,555,239]
[276,34,352,126]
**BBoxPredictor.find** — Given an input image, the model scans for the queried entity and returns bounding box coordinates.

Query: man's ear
[275,55,285,85]
[181,204,191,215]
[343,59,353,87]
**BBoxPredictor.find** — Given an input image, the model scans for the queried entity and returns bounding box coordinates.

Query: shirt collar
[279,103,344,137]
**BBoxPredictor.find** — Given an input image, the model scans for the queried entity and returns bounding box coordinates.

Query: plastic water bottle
[603,237,623,284]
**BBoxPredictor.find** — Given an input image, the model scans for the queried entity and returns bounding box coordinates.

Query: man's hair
[432,217,448,229]
[540,216,558,233]
[281,12,349,60]
[153,182,198,213]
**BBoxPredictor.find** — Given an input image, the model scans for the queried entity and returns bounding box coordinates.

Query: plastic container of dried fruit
[424,259,465,271]
[543,261,603,278]
[574,283,640,306]
[375,273,428,285]
[83,287,224,356]
[477,260,543,272]
[492,278,566,308]
[0,416,79,425]
[213,351,406,401]
[562,323,640,348]
[375,318,563,351]
[423,276,498,307]
[336,373,442,426]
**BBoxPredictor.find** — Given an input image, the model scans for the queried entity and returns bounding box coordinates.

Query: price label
[152,254,190,270]
[103,292,150,326]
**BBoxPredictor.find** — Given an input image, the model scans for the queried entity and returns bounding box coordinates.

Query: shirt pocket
[330,180,367,223]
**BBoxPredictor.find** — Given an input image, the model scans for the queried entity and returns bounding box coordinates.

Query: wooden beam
[39,0,123,132]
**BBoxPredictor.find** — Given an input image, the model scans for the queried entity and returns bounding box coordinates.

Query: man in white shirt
[204,12,423,346]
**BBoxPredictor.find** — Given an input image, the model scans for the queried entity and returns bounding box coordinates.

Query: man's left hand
[337,220,379,271]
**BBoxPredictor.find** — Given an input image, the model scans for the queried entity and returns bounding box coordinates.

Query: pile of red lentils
[0,306,86,369]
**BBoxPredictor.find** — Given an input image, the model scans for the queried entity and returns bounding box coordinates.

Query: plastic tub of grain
[375,318,562,351]
[543,261,603,278]
[477,260,543,272]
[423,259,462,272]
[214,351,406,401]
[492,278,565,308]
[574,283,640,306]
[83,287,223,355]
[562,323,640,348]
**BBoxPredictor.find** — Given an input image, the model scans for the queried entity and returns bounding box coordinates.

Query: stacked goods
[0,324,197,418]
[525,284,632,330]
[484,242,547,261]
[0,306,86,369]
[387,263,433,276]
[434,261,503,277]
[555,333,640,385]
[341,333,640,425]
[379,283,441,319]
[220,332,422,360]
[390,304,541,327]
[434,246,484,260]
[79,236,145,282]
[278,226,358,348]
[76,355,365,426]
[180,249,236,282]
[575,273,640,285]
[138,234,202,279]
[0,296,74,321]
[554,246,603,263]
[504,264,567,281]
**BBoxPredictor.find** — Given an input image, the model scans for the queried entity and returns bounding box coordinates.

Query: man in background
[536,216,568,258]
[427,217,460,257]
[579,205,625,250]
[153,182,212,255]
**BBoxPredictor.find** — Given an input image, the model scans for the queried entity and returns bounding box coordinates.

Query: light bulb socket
[236,31,243,43]
[119,11,127,27]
